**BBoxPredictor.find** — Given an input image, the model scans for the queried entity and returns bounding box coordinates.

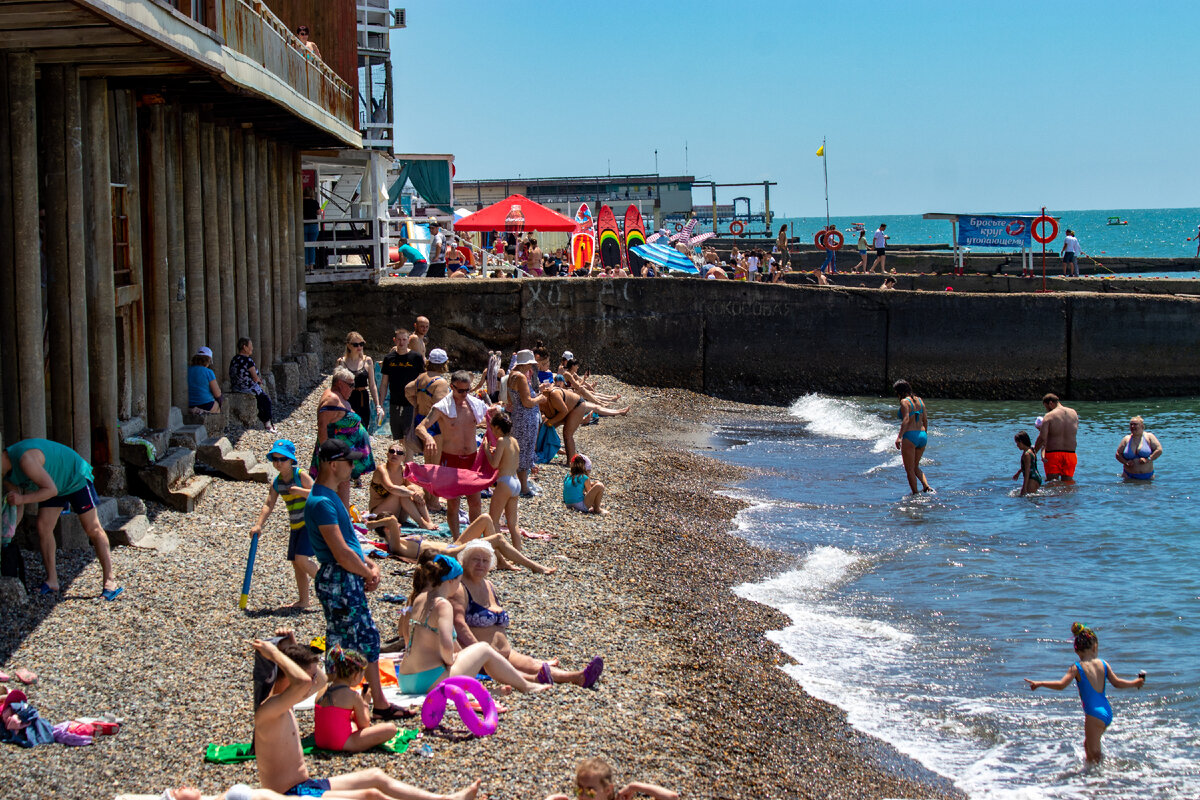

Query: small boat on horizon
[1107,216,1129,226]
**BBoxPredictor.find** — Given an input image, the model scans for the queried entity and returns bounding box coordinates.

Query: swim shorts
[440,452,476,469]
[40,481,100,514]
[876,247,886,256]
[287,524,315,561]
[315,563,380,664]
[285,778,332,797]
[389,404,414,441]
[1062,252,1076,263]
[1043,450,1077,478]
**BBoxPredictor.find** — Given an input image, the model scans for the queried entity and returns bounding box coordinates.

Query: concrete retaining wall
[307,278,1200,403]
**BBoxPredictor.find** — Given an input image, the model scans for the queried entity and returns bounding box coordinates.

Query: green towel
[205,729,417,763]
[400,520,452,539]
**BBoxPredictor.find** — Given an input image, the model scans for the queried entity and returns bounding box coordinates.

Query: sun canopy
[453,194,578,232]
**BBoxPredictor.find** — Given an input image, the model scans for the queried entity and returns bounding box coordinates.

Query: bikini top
[407,597,458,648]
[463,583,510,629]
[1123,435,1152,460]
[419,377,443,397]
[897,397,924,420]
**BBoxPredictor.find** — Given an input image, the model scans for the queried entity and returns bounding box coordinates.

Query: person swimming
[1024,622,1146,763]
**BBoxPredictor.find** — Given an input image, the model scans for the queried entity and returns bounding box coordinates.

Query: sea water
[711,395,1200,799]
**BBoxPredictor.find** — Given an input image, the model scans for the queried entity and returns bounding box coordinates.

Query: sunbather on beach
[396,552,554,697]
[314,646,397,753]
[481,412,523,548]
[451,539,600,688]
[544,757,677,800]
[539,384,629,464]
[250,636,480,799]
[369,444,438,529]
[368,512,556,574]
[561,358,621,405]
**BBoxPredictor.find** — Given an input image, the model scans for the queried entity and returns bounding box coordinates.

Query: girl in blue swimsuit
[893,379,933,494]
[1024,622,1146,763]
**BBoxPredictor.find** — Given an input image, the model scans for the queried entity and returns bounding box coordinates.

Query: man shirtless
[404,349,449,463]
[250,635,479,800]
[1034,393,1080,482]
[417,370,490,539]
[407,316,430,357]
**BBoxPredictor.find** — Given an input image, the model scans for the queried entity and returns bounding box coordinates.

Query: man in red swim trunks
[1034,393,1080,481]
[417,370,491,539]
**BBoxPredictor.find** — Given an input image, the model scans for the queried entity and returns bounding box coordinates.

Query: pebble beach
[0,377,962,800]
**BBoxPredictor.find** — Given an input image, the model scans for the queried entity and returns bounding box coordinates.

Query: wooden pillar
[200,119,223,367]
[0,54,17,444]
[278,143,294,355]
[181,108,206,356]
[115,90,147,418]
[255,135,274,370]
[229,127,249,343]
[144,104,172,429]
[216,125,236,376]
[83,79,119,467]
[242,128,261,358]
[165,108,188,411]
[293,148,306,337]
[268,140,285,357]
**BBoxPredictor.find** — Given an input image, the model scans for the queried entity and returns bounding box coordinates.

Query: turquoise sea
[712,395,1200,799]
[699,207,1200,261]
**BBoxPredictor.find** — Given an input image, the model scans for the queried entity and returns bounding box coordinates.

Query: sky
[390,1,1199,217]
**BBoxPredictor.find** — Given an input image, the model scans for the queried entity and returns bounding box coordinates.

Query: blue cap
[434,554,463,581]
[267,439,298,463]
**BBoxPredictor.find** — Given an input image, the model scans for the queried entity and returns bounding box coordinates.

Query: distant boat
[1107,216,1129,226]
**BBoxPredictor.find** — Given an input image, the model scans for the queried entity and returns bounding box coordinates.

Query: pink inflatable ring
[420,676,498,737]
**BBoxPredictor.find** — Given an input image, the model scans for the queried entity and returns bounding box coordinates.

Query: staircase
[196,436,274,483]
[119,411,213,512]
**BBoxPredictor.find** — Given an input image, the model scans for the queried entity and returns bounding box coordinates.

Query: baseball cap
[318,438,351,462]
[427,348,448,365]
[196,346,213,358]
[561,350,574,361]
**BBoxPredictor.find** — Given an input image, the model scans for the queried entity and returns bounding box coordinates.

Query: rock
[0,577,26,606]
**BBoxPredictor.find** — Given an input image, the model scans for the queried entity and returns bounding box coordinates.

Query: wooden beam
[0,27,137,47]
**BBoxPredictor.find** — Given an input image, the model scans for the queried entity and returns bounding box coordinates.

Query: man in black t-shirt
[377,327,426,456]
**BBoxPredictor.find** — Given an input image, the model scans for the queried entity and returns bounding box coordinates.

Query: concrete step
[226,393,260,427]
[196,436,274,483]
[169,424,207,450]
[166,475,213,512]
[104,514,152,548]
[15,496,118,551]
[120,428,169,467]
[138,446,197,508]
[183,407,228,438]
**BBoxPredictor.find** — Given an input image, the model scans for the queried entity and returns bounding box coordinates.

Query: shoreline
[0,378,962,799]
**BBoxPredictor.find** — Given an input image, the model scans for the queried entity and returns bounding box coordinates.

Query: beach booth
[923,212,1056,276]
[454,194,577,275]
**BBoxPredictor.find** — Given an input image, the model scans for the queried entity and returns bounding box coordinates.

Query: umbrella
[630,242,699,273]
[453,194,577,232]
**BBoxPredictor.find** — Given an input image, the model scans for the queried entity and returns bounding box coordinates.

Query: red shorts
[439,452,476,469]
[1043,451,1077,478]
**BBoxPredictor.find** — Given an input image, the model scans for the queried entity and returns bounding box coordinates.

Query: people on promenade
[250,439,317,608]
[504,349,544,496]
[396,236,429,278]
[250,633,478,798]
[856,230,869,272]
[310,369,375,506]
[482,412,523,548]
[230,337,275,432]
[379,327,425,453]
[451,539,601,687]
[295,25,321,60]
[1061,229,1081,277]
[405,348,450,467]
[1191,223,1200,257]
[2,438,121,599]
[544,758,678,800]
[893,379,933,494]
[880,276,896,290]
[188,346,223,413]
[396,551,554,696]
[1012,431,1042,496]
[870,223,889,272]
[426,219,447,278]
[563,454,607,514]
[1115,415,1161,480]
[369,444,438,529]
[539,384,629,465]
[336,332,382,430]
[1024,622,1145,764]
[774,225,790,266]
[1034,393,1079,482]
[819,226,838,274]
[416,370,489,539]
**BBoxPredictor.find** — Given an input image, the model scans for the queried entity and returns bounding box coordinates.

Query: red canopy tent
[452,194,577,232]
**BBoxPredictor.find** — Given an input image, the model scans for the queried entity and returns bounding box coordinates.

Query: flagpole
[822,136,829,228]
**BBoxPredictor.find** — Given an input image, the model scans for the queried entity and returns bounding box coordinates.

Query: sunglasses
[453,385,469,392]
[351,342,365,348]
[575,788,598,799]
[269,456,291,463]
[387,449,403,456]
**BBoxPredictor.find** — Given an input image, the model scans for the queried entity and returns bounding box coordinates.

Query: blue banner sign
[957,216,1033,248]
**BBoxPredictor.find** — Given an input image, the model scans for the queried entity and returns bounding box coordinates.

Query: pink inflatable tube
[420,675,498,737]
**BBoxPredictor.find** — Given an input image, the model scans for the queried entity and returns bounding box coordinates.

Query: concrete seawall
[307,279,1200,403]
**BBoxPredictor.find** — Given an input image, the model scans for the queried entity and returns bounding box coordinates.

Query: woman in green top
[2,439,122,599]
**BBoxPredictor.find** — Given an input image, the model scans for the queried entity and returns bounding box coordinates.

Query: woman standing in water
[893,379,933,494]
[1115,415,1162,480]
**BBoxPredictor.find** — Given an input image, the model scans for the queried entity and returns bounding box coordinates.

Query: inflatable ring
[813,231,827,248]
[729,220,746,236]
[825,230,844,250]
[673,222,684,232]
[1031,215,1058,244]
[420,676,498,737]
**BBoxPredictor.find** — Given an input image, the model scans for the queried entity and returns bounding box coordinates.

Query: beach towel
[402,520,452,539]
[204,729,417,764]
[403,448,496,499]
[433,393,488,422]
[1,498,17,546]
[535,423,561,464]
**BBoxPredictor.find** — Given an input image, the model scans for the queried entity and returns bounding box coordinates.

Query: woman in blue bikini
[395,552,554,697]
[1115,415,1162,481]
[893,379,933,494]
[1025,622,1145,763]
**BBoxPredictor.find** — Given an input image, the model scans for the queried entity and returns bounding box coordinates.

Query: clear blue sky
[390,1,1198,216]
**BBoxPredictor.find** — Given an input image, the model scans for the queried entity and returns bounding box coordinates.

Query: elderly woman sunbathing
[366,513,556,575]
[451,539,602,688]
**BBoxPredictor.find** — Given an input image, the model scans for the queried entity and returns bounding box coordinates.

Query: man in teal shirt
[2,438,122,599]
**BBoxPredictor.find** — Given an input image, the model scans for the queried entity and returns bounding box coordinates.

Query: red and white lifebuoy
[825,230,844,250]
[729,220,746,236]
[813,231,827,248]
[673,222,684,232]
[1031,215,1058,244]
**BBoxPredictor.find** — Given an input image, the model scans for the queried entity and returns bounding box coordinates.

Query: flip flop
[101,587,124,601]
[14,668,37,685]
[0,671,9,682]
[536,662,554,685]
[581,656,604,689]
[37,582,58,596]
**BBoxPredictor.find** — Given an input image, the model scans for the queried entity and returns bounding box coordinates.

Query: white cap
[196,346,213,358]
[561,351,574,361]
[427,348,448,365]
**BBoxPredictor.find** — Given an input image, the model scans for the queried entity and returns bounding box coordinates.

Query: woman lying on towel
[395,552,556,697]
[451,539,603,689]
[367,513,556,575]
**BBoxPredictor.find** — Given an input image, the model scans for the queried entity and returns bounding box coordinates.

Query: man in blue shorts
[2,438,122,599]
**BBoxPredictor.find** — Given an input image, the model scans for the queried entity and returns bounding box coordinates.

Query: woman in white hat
[504,349,545,496]
[188,346,223,412]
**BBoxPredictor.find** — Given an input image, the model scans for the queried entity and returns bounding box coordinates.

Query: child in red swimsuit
[313,647,397,752]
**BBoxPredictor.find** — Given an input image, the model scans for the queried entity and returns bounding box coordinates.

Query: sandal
[581,656,604,690]
[14,668,37,685]
[101,586,124,601]
[536,662,554,685]
[37,582,58,596]
[372,703,415,721]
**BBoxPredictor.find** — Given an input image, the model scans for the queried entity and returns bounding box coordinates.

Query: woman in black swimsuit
[336,331,381,430]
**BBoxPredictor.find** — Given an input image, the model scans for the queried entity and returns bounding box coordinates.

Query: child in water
[1024,622,1146,763]
[313,647,398,752]
[544,757,677,800]
[563,454,607,514]
[1012,430,1042,496]
[249,440,317,607]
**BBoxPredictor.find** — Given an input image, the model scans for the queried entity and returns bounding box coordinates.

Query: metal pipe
[165,108,188,411]
[200,119,223,367]
[215,125,236,377]
[256,135,274,370]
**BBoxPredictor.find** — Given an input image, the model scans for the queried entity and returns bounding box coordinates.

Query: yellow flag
[815,144,824,157]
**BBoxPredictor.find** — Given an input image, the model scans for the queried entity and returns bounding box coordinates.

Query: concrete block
[226,392,260,427]
[264,373,277,400]
[183,408,227,438]
[117,495,146,517]
[198,435,233,463]
[169,424,207,450]
[273,361,300,398]
[119,416,146,439]
[0,578,26,607]
[105,514,152,548]
[91,463,127,497]
[121,428,169,467]
[169,475,213,512]
[167,406,183,431]
[16,497,117,551]
[142,447,195,492]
